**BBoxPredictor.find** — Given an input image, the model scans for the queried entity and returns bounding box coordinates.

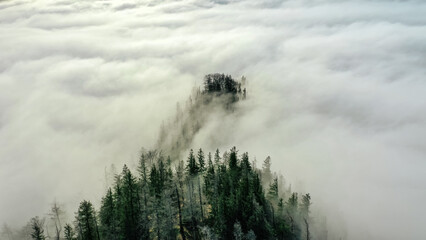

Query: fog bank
[1,0,426,239]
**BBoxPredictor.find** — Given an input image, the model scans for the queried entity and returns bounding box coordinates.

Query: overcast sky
[1,0,426,239]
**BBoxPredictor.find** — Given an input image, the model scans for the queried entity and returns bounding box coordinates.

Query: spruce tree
[75,200,99,240]
[64,224,76,240]
[186,149,199,176]
[268,177,279,201]
[197,148,206,173]
[30,217,45,240]
[214,149,221,166]
[99,188,117,239]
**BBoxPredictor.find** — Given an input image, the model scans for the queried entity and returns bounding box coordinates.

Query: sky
[1,0,426,239]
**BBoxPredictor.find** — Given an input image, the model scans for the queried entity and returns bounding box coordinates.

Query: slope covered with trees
[25,148,313,240]
[5,74,328,240]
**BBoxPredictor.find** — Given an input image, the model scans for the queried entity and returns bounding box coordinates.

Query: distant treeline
[26,148,313,240]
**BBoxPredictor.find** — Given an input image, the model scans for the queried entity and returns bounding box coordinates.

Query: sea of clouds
[1,0,426,239]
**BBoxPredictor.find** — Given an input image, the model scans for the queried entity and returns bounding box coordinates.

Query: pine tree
[268,177,279,201]
[121,165,141,240]
[186,149,199,176]
[197,148,205,173]
[214,149,221,166]
[138,151,151,239]
[99,188,117,239]
[228,146,238,171]
[300,194,311,219]
[262,156,272,183]
[30,217,46,240]
[286,193,299,240]
[241,152,251,171]
[64,224,76,240]
[75,200,99,240]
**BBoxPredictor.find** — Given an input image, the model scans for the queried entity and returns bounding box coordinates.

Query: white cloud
[1,0,425,239]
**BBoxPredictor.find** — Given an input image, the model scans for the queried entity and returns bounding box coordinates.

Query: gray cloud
[1,0,426,239]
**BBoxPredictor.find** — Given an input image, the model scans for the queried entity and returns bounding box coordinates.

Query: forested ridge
[25,148,314,240]
[7,75,324,240]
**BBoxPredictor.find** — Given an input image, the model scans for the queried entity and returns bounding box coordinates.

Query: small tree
[197,148,206,173]
[64,224,76,240]
[214,149,221,166]
[30,217,46,240]
[262,156,272,183]
[49,202,64,240]
[186,149,199,176]
[268,177,279,201]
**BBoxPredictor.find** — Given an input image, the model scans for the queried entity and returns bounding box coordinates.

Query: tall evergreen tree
[99,188,118,240]
[214,149,221,166]
[262,156,272,183]
[268,177,279,202]
[75,200,99,240]
[137,151,151,239]
[186,149,199,176]
[197,148,206,173]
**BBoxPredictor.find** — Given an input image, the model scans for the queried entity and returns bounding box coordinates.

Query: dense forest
[3,75,326,240]
[22,148,313,240]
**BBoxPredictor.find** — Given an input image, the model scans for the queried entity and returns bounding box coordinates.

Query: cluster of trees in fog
[157,74,246,160]
[2,74,327,240]
[23,148,313,240]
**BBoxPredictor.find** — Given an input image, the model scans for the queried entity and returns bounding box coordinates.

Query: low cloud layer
[1,0,426,239]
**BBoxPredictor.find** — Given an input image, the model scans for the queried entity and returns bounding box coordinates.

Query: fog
[1,0,426,239]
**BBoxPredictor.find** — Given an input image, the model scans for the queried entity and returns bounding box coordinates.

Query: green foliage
[64,224,76,240]
[197,148,206,173]
[75,200,99,240]
[300,194,312,219]
[30,217,45,240]
[186,149,199,176]
[27,147,313,240]
[203,73,239,94]
[268,177,279,201]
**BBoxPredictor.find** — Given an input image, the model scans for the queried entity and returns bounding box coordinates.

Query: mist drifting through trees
[8,75,326,240]
[5,75,328,240]
[1,0,426,239]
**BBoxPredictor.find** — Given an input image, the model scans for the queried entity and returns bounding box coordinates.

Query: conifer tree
[99,188,117,239]
[64,224,76,240]
[214,149,221,166]
[300,194,311,219]
[262,156,272,183]
[75,200,99,240]
[268,177,279,201]
[197,148,206,173]
[137,151,151,239]
[229,147,238,171]
[121,165,141,240]
[186,149,199,176]
[30,217,46,240]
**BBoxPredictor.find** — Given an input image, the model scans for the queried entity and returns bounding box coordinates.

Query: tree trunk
[304,218,310,240]
[176,186,186,240]
[197,176,204,220]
